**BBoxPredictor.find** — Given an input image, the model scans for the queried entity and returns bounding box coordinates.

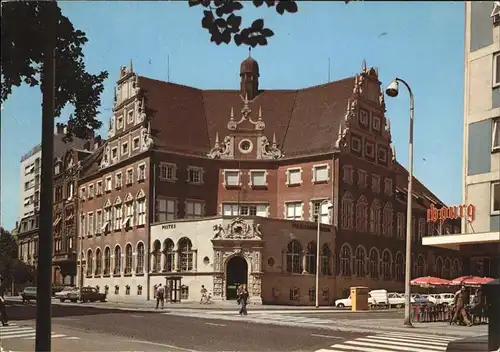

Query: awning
[53,217,61,227]
[122,216,132,227]
[100,222,109,232]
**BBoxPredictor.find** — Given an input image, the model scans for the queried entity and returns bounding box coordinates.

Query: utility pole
[36,2,56,351]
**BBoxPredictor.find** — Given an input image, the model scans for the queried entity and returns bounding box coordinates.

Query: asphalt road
[4,303,366,351]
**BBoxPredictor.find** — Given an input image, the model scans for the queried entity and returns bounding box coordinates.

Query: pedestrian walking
[0,275,9,326]
[155,283,165,309]
[200,285,207,304]
[452,286,472,326]
[237,284,249,316]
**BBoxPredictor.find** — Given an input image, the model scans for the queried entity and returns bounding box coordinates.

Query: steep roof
[138,75,355,158]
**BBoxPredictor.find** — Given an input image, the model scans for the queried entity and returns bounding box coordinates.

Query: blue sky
[0,1,465,230]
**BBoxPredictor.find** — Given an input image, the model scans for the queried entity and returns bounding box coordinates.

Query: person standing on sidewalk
[200,285,207,304]
[452,286,472,326]
[155,284,165,309]
[0,275,9,326]
[238,284,249,316]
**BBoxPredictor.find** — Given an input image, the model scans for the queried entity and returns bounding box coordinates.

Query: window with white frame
[96,181,103,196]
[238,204,267,217]
[105,176,112,192]
[312,165,329,183]
[127,110,134,124]
[186,200,203,219]
[494,52,500,88]
[396,213,405,239]
[116,115,123,129]
[342,165,353,184]
[136,199,146,226]
[222,203,239,216]
[88,184,95,199]
[224,170,240,187]
[95,210,102,234]
[492,182,500,214]
[115,173,123,189]
[286,202,302,220]
[384,178,393,195]
[103,208,111,232]
[121,142,129,156]
[311,200,330,224]
[126,168,133,185]
[357,170,367,188]
[123,201,134,228]
[160,163,176,181]
[187,167,203,184]
[80,214,86,237]
[114,205,122,231]
[493,118,500,152]
[137,164,146,181]
[132,137,140,150]
[156,199,176,222]
[250,170,267,187]
[88,212,94,235]
[111,147,118,160]
[287,168,302,185]
[80,187,86,200]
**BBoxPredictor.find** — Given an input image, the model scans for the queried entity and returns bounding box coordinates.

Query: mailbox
[350,286,369,311]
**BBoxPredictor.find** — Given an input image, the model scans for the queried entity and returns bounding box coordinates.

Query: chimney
[55,123,65,135]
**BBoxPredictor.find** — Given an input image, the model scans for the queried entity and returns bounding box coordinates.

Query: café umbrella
[450,276,495,286]
[410,276,451,287]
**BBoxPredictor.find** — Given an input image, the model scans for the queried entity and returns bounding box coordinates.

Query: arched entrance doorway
[225,256,248,300]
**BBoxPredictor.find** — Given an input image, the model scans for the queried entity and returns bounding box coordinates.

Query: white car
[55,286,78,302]
[335,293,375,308]
[411,294,429,304]
[388,292,406,308]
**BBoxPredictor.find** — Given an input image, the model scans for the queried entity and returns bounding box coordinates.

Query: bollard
[483,279,500,352]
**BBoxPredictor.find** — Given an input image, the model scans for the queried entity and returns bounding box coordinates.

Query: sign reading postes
[292,222,332,232]
[161,224,176,230]
[426,204,475,223]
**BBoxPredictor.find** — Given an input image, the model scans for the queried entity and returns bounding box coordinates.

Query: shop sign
[161,224,176,230]
[292,222,331,232]
[426,204,475,223]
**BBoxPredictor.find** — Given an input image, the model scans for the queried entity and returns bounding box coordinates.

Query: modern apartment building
[19,147,41,223]
[423,1,500,278]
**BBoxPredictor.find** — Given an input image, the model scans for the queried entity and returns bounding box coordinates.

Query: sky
[0,1,465,230]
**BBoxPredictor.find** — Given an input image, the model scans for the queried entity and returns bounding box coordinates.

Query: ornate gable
[212,217,263,241]
[124,193,133,203]
[114,196,122,205]
[104,199,112,208]
[136,189,145,199]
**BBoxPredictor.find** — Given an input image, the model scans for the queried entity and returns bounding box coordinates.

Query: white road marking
[344,340,446,352]
[125,339,201,352]
[310,334,346,339]
[130,314,144,318]
[205,322,226,327]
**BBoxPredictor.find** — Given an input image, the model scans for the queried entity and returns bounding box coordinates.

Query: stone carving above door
[213,217,263,240]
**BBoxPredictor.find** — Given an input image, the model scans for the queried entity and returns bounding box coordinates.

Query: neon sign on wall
[426,204,476,223]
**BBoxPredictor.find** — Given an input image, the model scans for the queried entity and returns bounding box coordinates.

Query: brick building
[78,57,463,303]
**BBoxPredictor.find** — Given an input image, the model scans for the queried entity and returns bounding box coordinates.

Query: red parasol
[450,276,495,286]
[410,276,451,286]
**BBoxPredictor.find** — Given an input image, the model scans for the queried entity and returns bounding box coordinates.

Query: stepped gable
[138,56,356,158]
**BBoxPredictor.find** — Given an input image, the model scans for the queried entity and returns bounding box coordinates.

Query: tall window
[187,167,202,184]
[305,241,316,274]
[286,202,302,220]
[443,258,452,279]
[114,204,122,231]
[382,204,393,236]
[114,245,122,275]
[492,182,500,214]
[382,250,392,280]
[95,248,102,275]
[355,246,366,277]
[355,196,368,232]
[395,252,404,281]
[396,213,405,238]
[286,240,302,273]
[417,255,426,277]
[369,248,379,279]
[185,200,203,219]
[178,238,194,272]
[124,201,134,228]
[340,244,351,277]
[136,199,147,226]
[321,244,331,275]
[163,239,175,272]
[493,119,500,152]
[311,200,330,224]
[152,240,161,273]
[435,257,443,278]
[369,200,381,234]
[341,193,354,229]
[157,199,176,222]
[136,242,145,274]
[86,249,93,276]
[104,247,111,275]
[125,244,133,274]
[452,259,460,278]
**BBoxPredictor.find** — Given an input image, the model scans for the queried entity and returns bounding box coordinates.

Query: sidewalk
[0,323,196,352]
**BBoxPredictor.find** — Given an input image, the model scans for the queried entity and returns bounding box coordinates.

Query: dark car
[67,286,106,303]
[21,286,37,303]
[446,335,489,351]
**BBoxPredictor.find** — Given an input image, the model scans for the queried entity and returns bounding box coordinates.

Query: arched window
[416,255,426,277]
[136,242,145,274]
[163,239,175,272]
[286,240,302,274]
[382,203,393,236]
[355,246,366,277]
[443,258,452,279]
[341,193,354,229]
[104,247,111,275]
[114,245,122,275]
[86,249,93,277]
[369,200,381,235]
[395,252,404,281]
[95,248,102,275]
[340,244,352,277]
[321,244,331,275]
[382,249,392,280]
[435,257,443,278]
[125,244,133,274]
[178,238,194,272]
[452,259,460,278]
[355,196,368,232]
[306,241,317,274]
[369,248,379,279]
[152,240,161,273]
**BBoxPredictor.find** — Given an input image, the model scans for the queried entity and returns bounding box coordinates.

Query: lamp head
[385,79,399,97]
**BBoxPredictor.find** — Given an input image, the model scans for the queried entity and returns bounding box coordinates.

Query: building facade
[423,1,500,279]
[79,58,463,303]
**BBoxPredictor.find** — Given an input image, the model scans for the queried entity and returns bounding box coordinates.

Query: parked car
[55,286,78,302]
[21,286,37,303]
[335,293,375,308]
[411,293,429,304]
[388,292,406,308]
[51,284,65,297]
[67,286,106,303]
[369,289,389,307]
[428,293,455,305]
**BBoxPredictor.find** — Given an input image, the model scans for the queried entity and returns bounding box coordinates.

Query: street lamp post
[316,199,333,308]
[386,78,414,327]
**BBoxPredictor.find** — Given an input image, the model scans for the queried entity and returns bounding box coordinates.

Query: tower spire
[248,47,252,58]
